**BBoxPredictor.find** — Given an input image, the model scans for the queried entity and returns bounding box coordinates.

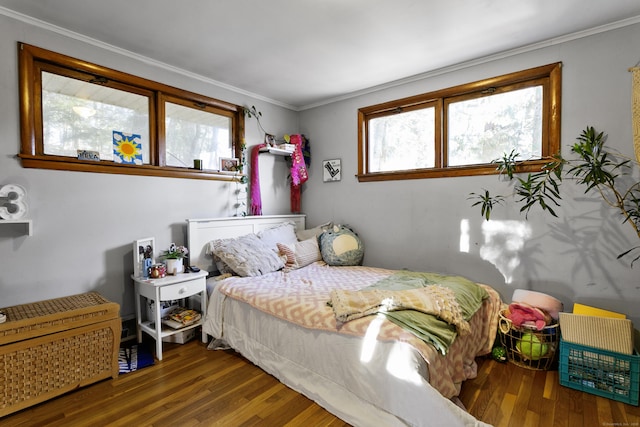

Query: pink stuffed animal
[506,302,552,330]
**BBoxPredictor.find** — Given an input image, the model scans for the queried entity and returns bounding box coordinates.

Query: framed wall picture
[322,159,341,182]
[220,157,239,172]
[133,237,155,278]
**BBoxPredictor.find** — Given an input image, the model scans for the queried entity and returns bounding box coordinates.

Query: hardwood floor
[2,339,349,427]
[460,356,640,427]
[2,339,639,426]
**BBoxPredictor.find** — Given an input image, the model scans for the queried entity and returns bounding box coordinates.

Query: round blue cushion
[319,225,364,266]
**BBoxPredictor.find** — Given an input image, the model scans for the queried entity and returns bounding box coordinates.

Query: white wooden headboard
[186,214,306,273]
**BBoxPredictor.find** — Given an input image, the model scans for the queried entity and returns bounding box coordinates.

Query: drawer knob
[179,286,187,294]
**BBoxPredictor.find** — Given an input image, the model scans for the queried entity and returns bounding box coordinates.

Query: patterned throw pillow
[277,238,322,270]
[210,233,285,276]
[206,242,235,275]
[318,225,364,266]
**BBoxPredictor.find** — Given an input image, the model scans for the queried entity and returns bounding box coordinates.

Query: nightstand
[132,270,208,360]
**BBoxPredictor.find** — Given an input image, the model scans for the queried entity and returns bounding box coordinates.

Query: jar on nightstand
[148,263,166,279]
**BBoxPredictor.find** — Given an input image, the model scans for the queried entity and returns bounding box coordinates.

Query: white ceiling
[2,0,640,110]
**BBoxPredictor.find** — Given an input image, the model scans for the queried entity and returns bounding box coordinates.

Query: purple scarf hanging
[249,143,266,215]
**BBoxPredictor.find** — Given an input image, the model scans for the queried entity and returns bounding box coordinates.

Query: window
[162,95,234,171]
[41,71,152,163]
[368,103,437,172]
[19,43,245,180]
[357,63,561,182]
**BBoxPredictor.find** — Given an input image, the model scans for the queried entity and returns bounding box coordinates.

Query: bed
[186,214,500,427]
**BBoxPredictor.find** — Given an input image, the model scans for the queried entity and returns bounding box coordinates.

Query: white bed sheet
[204,279,491,427]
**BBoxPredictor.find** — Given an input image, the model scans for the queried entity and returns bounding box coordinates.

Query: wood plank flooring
[460,356,640,427]
[2,339,349,427]
[2,339,639,426]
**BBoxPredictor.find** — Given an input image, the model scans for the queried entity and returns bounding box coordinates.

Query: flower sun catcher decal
[113,131,142,164]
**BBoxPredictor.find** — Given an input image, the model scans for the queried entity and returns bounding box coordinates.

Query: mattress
[203,263,499,427]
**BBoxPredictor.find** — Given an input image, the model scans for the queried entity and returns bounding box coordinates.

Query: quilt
[214,262,501,398]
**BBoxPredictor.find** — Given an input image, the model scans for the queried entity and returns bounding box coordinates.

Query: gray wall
[299,23,640,324]
[2,12,639,326]
[0,14,297,317]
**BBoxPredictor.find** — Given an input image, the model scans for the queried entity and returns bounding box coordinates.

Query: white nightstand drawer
[159,278,204,300]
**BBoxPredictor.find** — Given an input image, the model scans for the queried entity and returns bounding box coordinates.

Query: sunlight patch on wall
[480,220,532,284]
[460,219,470,253]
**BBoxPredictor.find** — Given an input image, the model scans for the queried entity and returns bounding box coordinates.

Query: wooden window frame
[18,42,245,181]
[357,63,562,182]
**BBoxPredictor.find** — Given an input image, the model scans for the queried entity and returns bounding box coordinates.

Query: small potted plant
[162,243,188,275]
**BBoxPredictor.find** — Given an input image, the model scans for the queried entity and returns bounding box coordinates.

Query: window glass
[42,72,150,162]
[165,101,232,170]
[447,86,542,166]
[368,107,435,172]
[19,43,244,181]
[357,63,561,181]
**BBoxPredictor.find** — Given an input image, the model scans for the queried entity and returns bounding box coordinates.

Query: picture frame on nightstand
[133,237,155,278]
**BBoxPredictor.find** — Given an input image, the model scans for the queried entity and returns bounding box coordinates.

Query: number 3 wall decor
[0,184,28,220]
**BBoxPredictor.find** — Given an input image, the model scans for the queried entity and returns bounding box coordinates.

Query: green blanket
[363,271,488,355]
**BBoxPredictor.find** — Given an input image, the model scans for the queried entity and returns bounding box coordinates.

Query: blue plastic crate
[559,339,639,406]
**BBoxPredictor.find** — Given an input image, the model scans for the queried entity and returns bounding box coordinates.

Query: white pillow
[277,238,322,270]
[257,221,298,252]
[296,221,332,241]
[210,233,285,277]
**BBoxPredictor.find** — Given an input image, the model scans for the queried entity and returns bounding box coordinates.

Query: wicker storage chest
[0,292,121,417]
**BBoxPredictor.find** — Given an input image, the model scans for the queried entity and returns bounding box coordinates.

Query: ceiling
[2,1,640,110]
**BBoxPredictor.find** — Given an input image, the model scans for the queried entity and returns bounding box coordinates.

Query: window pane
[42,72,150,163]
[368,107,435,172]
[447,86,542,166]
[165,102,232,170]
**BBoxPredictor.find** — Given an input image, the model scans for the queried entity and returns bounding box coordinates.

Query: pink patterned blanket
[216,262,501,398]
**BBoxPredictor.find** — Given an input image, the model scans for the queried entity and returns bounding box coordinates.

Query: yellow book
[573,303,626,319]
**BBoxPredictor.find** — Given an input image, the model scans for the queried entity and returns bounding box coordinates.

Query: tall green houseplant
[470,126,640,266]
